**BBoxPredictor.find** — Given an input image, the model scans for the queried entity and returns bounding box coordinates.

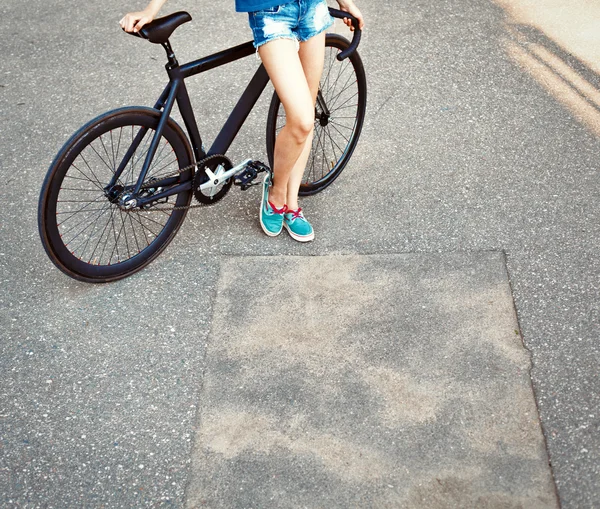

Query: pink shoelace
[286,207,304,220]
[267,201,286,214]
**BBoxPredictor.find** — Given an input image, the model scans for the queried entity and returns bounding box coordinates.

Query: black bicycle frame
[107,7,361,207]
[108,40,269,203]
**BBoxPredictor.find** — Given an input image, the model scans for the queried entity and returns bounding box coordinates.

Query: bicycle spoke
[309,124,327,183]
[130,130,153,176]
[129,211,162,240]
[78,218,99,261]
[56,207,109,214]
[61,204,112,247]
[147,139,172,176]
[326,126,340,167]
[79,149,110,186]
[118,127,147,187]
[329,103,359,111]
[128,211,153,249]
[308,127,319,181]
[329,90,359,113]
[77,203,118,261]
[99,134,116,173]
[135,211,169,230]
[56,193,106,223]
[97,206,118,264]
[109,208,123,264]
[329,119,354,135]
[58,199,111,234]
[118,209,132,261]
[127,212,143,254]
[127,125,146,184]
[144,140,168,179]
[63,173,102,185]
[317,125,329,181]
[57,193,105,214]
[323,58,351,105]
[322,48,338,97]
[88,207,117,265]
[109,130,117,170]
[70,159,105,192]
[327,123,350,151]
[63,208,110,252]
[114,127,124,166]
[88,139,117,176]
[149,156,178,178]
[58,199,106,203]
[327,73,356,111]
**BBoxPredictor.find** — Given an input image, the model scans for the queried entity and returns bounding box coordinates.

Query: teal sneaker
[283,207,314,242]
[259,173,285,237]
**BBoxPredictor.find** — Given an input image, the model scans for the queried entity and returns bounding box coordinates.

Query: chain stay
[121,157,270,212]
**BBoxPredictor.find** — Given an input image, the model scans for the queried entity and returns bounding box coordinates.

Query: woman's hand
[119,0,167,33]
[336,0,365,31]
[119,10,155,33]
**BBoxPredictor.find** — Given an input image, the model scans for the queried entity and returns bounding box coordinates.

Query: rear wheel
[38,107,194,283]
[266,33,367,195]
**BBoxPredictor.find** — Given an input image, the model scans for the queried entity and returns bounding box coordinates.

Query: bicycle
[38,8,367,283]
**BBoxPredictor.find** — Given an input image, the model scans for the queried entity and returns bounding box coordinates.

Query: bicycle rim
[39,108,193,282]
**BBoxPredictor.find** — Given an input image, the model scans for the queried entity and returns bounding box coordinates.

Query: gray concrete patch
[186,253,557,509]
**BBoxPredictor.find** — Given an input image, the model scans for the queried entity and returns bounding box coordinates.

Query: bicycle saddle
[132,11,192,44]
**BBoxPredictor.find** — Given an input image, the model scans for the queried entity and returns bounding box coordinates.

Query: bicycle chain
[118,156,265,212]
[120,159,216,212]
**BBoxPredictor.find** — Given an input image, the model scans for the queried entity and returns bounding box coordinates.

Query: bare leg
[285,31,326,210]
[258,39,315,209]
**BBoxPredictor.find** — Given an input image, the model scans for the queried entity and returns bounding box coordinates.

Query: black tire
[266,33,367,195]
[38,107,194,283]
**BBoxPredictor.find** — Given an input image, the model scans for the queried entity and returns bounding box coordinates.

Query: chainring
[193,154,234,204]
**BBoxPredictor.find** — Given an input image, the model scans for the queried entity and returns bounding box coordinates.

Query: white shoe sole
[284,222,314,242]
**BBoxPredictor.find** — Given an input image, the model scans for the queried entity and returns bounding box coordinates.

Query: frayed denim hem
[254,35,300,59]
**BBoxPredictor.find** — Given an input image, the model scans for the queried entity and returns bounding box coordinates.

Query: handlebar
[328,8,362,61]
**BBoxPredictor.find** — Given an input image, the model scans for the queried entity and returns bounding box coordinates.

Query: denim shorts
[248,0,334,49]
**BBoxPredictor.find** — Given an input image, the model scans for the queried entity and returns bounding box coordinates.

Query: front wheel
[38,107,194,283]
[266,33,367,195]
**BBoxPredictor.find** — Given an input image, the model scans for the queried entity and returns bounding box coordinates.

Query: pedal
[234,160,271,190]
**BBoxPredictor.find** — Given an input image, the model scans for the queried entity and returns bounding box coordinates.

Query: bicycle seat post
[161,41,179,69]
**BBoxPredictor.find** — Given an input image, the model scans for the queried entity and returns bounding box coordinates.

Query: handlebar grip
[328,7,362,61]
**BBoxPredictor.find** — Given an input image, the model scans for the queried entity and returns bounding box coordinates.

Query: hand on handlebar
[336,0,365,31]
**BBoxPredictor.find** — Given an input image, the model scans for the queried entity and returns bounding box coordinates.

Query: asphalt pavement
[1,0,598,507]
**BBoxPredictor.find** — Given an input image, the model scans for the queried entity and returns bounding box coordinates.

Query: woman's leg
[285,31,326,210]
[257,39,315,210]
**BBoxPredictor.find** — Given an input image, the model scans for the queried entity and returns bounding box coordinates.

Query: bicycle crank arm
[197,158,252,191]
